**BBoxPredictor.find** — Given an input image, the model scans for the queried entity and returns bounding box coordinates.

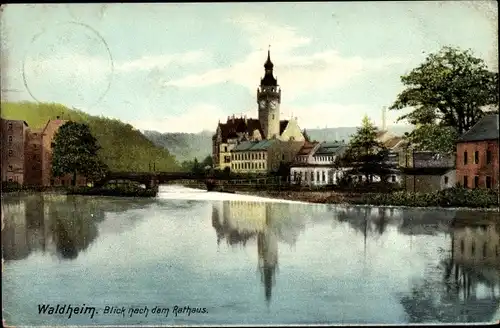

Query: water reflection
[400,212,500,323]
[211,200,310,304]
[1,194,154,261]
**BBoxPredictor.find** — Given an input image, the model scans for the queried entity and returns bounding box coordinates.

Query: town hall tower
[257,49,281,139]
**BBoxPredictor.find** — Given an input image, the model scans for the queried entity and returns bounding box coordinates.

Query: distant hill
[142,125,414,161]
[142,130,213,163]
[305,125,414,143]
[1,102,180,172]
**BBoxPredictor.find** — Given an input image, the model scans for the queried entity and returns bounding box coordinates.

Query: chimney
[382,106,387,132]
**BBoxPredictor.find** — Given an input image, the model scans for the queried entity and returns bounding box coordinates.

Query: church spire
[264,45,274,70]
[261,46,277,87]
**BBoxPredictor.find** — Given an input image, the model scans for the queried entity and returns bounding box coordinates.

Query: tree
[390,46,499,152]
[51,121,108,185]
[338,116,394,183]
[201,155,213,169]
[302,129,311,142]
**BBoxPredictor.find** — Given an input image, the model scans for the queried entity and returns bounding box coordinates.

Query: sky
[1,2,498,133]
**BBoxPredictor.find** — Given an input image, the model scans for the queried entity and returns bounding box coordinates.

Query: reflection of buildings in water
[211,200,306,304]
[400,218,500,323]
[1,195,100,261]
[449,219,500,295]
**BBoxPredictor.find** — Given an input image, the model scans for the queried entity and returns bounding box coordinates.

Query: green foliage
[357,187,499,208]
[180,155,213,174]
[340,115,394,182]
[1,101,180,172]
[51,121,108,183]
[390,46,499,150]
[403,124,459,154]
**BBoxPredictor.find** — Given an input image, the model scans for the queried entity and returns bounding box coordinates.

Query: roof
[383,136,404,149]
[232,139,277,152]
[296,141,319,156]
[313,141,347,156]
[214,117,289,142]
[457,114,499,142]
[2,118,29,127]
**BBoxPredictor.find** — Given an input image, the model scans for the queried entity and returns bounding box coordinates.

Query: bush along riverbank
[237,187,499,209]
[355,187,499,209]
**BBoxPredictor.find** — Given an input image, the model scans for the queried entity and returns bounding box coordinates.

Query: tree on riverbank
[51,121,108,185]
[338,115,394,184]
[390,46,499,153]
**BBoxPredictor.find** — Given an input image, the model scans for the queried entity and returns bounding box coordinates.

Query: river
[2,185,499,325]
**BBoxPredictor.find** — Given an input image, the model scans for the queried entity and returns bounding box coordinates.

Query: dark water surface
[2,186,499,325]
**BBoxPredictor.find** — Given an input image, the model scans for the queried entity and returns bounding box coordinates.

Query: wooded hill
[1,102,180,172]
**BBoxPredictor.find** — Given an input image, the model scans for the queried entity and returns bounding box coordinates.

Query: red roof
[296,141,319,156]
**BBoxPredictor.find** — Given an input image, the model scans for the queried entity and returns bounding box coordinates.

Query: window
[444,176,449,185]
[272,114,275,119]
[310,172,314,181]
[486,176,492,189]
[322,171,326,182]
[8,178,13,182]
[463,176,468,188]
[281,154,285,160]
[463,151,468,165]
[486,151,492,164]
[224,146,227,152]
[8,149,13,157]
[8,123,12,130]
[392,175,396,183]
[471,241,475,256]
[474,176,479,188]
[460,239,464,254]
[8,165,13,171]
[483,243,487,258]
[474,151,479,164]
[8,135,12,143]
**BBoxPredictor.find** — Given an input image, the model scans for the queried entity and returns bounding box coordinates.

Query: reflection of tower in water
[257,210,279,304]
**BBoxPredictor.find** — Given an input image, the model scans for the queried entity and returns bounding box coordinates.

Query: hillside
[142,126,414,161]
[1,102,180,172]
[142,130,213,162]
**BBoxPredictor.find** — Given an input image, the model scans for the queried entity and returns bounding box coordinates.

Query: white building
[290,141,348,186]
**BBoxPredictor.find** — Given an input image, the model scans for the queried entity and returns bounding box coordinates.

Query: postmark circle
[22,21,114,109]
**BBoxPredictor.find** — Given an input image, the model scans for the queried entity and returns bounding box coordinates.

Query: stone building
[1,119,30,185]
[230,139,304,174]
[456,113,499,189]
[212,50,305,171]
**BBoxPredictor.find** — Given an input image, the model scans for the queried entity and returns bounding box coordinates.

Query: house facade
[1,119,30,185]
[290,141,348,186]
[212,50,305,172]
[456,114,499,189]
[231,139,304,174]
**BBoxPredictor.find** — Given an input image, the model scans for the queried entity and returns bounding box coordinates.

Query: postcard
[1,2,499,327]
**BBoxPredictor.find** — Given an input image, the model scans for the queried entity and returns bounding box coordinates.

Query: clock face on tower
[270,100,278,108]
[259,100,267,108]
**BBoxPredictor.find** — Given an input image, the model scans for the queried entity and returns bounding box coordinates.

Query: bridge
[96,171,228,190]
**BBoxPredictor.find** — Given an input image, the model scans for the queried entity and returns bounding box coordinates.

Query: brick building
[456,114,499,189]
[1,117,88,187]
[1,119,30,184]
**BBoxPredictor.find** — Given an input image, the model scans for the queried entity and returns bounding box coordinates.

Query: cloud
[163,14,407,101]
[128,103,226,133]
[114,50,206,73]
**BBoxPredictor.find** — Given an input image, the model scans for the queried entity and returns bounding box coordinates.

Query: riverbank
[235,188,500,211]
[1,185,158,198]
